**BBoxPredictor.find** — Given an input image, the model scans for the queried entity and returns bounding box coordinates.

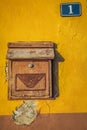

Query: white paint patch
[13,100,38,125]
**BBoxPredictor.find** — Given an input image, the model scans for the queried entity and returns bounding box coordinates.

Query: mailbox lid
[6,42,55,60]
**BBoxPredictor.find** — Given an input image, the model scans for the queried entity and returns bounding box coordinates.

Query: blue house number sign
[60,3,81,16]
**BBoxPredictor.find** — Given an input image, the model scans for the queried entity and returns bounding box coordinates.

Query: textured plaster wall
[0,0,87,115]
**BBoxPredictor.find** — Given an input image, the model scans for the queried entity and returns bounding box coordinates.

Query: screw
[28,64,34,68]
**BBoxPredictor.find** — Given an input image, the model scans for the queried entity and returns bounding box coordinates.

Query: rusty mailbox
[6,42,55,99]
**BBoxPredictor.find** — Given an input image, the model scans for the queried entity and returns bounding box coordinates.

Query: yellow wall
[0,0,87,115]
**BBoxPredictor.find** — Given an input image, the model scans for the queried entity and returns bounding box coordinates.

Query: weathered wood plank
[7,48,54,59]
[8,41,54,48]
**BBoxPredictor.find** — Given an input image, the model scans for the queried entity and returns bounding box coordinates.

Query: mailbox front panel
[8,60,52,99]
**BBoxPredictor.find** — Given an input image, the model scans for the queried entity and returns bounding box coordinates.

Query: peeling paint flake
[13,100,38,125]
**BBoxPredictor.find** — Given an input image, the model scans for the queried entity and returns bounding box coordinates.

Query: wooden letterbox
[6,42,55,99]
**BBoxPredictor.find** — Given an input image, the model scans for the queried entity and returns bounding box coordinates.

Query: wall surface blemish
[13,100,38,125]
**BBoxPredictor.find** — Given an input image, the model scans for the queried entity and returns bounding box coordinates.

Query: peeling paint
[13,100,38,125]
[5,62,8,82]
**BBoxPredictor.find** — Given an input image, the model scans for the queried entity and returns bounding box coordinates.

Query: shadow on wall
[52,43,65,99]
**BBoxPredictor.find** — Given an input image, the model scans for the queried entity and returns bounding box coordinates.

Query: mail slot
[6,42,55,99]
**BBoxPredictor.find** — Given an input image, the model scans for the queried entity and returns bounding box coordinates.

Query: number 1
[68,5,73,14]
